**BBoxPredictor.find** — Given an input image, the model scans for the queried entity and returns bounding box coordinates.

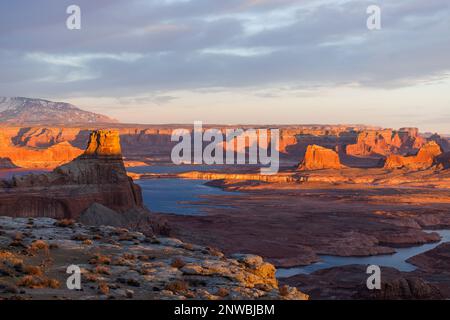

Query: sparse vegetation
[17,275,60,289]
[28,240,49,252]
[171,258,186,269]
[98,282,110,295]
[165,280,189,294]
[279,285,290,297]
[54,219,75,228]
[94,265,111,275]
[89,254,111,265]
[216,287,230,298]
[23,265,43,276]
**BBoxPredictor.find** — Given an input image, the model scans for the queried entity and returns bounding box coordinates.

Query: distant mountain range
[0,97,118,125]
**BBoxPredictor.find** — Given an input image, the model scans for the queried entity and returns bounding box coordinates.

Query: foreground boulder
[0,130,143,221]
[384,141,442,170]
[298,145,343,170]
[0,217,308,300]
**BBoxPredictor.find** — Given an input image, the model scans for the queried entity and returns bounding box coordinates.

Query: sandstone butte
[0,130,145,224]
[384,141,443,170]
[298,145,344,170]
[346,128,426,157]
[0,131,83,169]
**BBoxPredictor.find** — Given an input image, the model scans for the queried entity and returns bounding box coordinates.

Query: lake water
[131,164,245,215]
[128,164,245,174]
[136,178,240,215]
[133,165,450,274]
[276,229,450,278]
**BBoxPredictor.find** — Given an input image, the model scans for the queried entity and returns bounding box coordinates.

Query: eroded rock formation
[384,141,442,170]
[0,130,144,221]
[346,128,425,157]
[298,145,343,170]
[281,265,442,300]
[428,133,450,152]
[0,131,83,169]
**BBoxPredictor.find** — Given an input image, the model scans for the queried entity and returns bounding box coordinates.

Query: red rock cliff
[0,130,143,219]
[298,145,344,170]
[346,129,425,157]
[384,141,443,170]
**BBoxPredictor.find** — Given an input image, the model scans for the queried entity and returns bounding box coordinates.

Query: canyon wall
[0,125,366,167]
[0,131,83,169]
[346,128,426,157]
[0,130,144,220]
[384,141,443,170]
[0,125,439,169]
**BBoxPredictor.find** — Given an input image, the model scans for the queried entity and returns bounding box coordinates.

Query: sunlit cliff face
[83,130,122,159]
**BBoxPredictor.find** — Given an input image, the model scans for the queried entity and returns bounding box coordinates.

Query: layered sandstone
[298,145,343,170]
[428,133,450,152]
[346,128,425,157]
[384,141,442,170]
[0,130,143,221]
[0,131,83,169]
[0,125,374,166]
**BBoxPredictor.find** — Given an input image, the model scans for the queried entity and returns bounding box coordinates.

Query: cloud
[0,0,449,101]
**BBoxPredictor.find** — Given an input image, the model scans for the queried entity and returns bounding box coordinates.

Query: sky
[0,0,449,133]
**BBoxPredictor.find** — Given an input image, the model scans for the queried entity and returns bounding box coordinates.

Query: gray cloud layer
[0,0,449,98]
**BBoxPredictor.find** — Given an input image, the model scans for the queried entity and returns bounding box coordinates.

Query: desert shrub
[54,219,75,228]
[17,275,59,289]
[122,253,136,260]
[279,285,290,297]
[98,282,110,295]
[94,265,111,275]
[165,280,189,293]
[23,265,43,276]
[216,287,230,298]
[84,273,99,283]
[171,258,186,269]
[82,239,93,246]
[89,254,111,265]
[28,240,49,251]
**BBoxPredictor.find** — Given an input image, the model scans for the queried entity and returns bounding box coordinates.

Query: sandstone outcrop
[298,145,343,170]
[281,265,442,300]
[0,130,144,221]
[0,131,83,169]
[0,216,308,300]
[428,134,450,152]
[346,128,425,157]
[384,141,442,170]
[0,124,378,167]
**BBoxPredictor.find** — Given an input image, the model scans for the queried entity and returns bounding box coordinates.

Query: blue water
[136,178,239,215]
[276,230,450,278]
[128,164,241,174]
[131,165,450,275]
